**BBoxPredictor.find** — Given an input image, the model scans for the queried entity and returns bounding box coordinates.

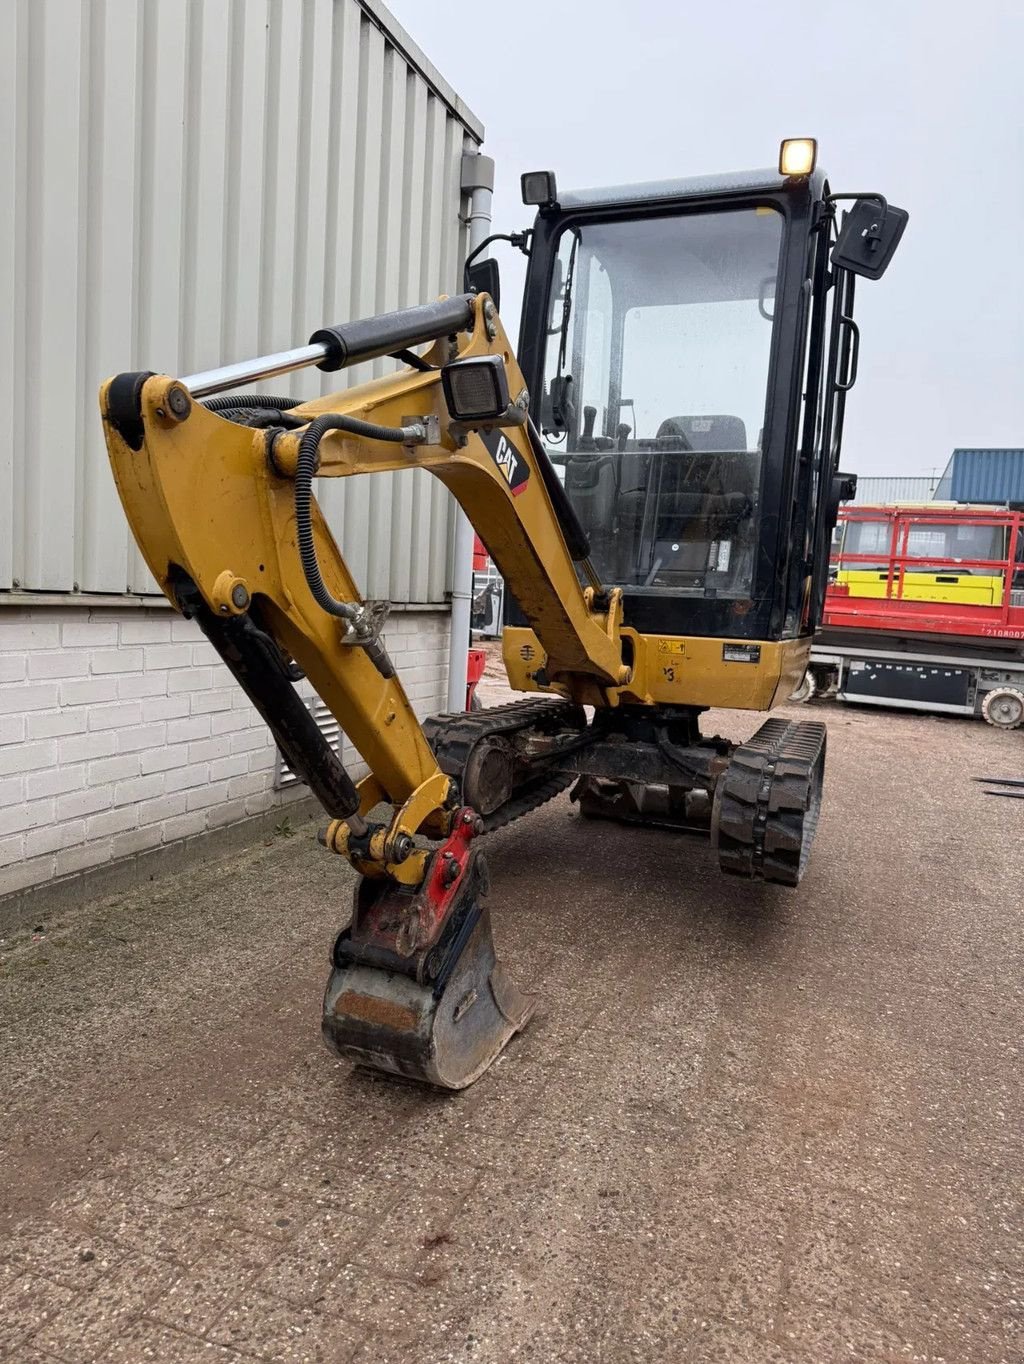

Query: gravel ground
[0,660,1021,1363]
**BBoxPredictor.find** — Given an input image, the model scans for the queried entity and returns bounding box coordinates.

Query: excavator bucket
[322,848,535,1089]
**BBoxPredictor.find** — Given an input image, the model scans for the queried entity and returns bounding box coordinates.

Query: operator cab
[503,142,907,644]
[540,204,777,602]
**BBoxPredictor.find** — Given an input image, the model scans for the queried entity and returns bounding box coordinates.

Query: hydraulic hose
[201,394,301,412]
[294,413,421,620]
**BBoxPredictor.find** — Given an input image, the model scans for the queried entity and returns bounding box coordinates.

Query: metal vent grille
[274,697,344,791]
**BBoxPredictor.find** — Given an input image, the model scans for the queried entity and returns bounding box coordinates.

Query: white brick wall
[0,605,451,898]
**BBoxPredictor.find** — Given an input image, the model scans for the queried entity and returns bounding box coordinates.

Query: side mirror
[827,471,858,532]
[834,471,858,503]
[466,257,500,312]
[832,198,909,280]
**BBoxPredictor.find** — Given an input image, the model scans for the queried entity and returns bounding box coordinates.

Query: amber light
[779,137,818,178]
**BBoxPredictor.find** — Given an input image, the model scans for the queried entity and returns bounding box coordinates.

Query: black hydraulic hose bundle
[199,399,416,622]
[201,394,301,412]
[294,413,415,620]
[201,394,307,431]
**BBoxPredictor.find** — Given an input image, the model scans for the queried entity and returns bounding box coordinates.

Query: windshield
[542,207,783,599]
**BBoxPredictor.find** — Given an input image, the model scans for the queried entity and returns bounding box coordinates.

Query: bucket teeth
[321,851,535,1089]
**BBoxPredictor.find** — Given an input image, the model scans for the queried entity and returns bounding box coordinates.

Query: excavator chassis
[570,715,827,887]
[425,699,829,889]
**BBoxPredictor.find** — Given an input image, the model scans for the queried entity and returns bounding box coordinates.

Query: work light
[521,170,558,207]
[779,138,817,178]
[441,356,510,422]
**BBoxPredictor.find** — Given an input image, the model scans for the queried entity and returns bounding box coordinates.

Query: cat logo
[481,428,529,496]
[493,436,517,485]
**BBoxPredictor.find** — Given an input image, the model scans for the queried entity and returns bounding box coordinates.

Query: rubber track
[423,698,583,834]
[713,718,827,887]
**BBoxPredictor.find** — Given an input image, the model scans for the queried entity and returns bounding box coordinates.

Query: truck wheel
[981,686,1024,730]
[790,669,816,703]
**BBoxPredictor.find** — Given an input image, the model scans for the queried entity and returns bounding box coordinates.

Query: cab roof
[558,167,821,212]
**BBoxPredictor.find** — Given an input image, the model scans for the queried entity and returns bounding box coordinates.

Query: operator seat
[652,416,752,542]
[655,415,747,451]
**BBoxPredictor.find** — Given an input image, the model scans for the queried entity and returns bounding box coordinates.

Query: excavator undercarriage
[424,697,826,887]
[100,146,905,1089]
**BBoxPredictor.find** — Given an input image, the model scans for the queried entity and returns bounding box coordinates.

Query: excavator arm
[100,292,630,1087]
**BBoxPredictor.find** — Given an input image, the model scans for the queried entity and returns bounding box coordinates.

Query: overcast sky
[388,0,1023,478]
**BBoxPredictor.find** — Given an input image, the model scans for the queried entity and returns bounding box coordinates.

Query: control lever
[580,406,614,451]
[617,423,632,452]
[579,404,597,451]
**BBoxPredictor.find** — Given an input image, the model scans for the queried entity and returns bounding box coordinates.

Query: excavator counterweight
[100,144,906,1087]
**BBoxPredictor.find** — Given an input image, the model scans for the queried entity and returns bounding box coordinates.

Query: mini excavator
[101,140,906,1088]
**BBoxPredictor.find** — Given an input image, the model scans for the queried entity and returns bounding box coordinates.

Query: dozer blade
[322,846,535,1089]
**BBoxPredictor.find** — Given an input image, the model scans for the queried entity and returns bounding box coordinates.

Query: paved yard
[0,687,1021,1362]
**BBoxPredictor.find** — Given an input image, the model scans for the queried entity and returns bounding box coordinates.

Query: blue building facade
[933,449,1024,504]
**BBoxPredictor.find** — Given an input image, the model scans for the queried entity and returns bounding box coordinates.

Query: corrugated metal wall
[0,0,480,603]
[852,476,937,505]
[948,449,1024,506]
